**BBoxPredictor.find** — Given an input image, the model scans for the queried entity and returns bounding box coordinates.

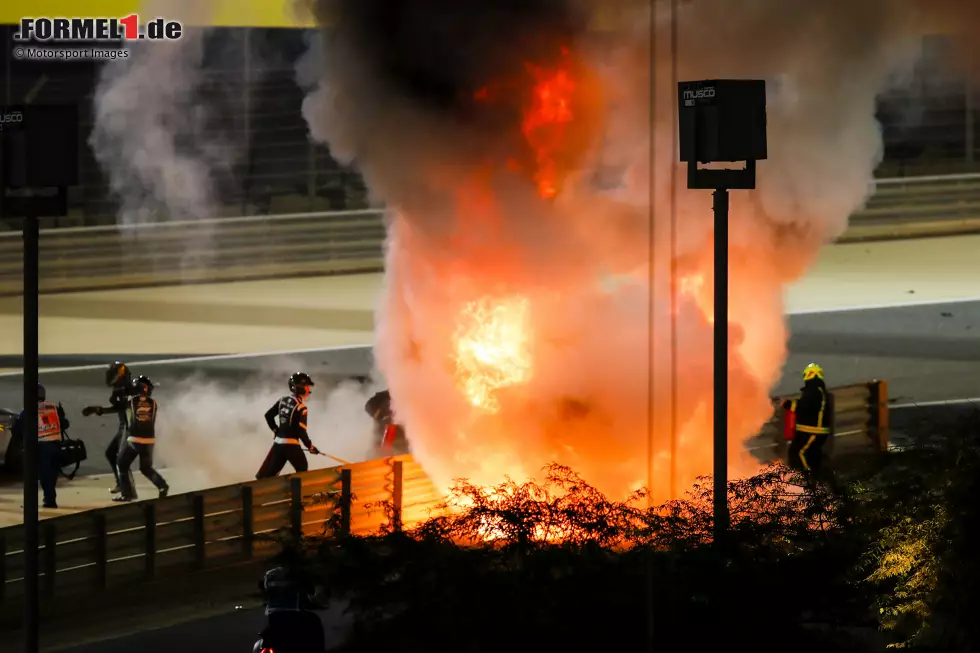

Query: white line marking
[787,295,980,315]
[890,397,980,410]
[3,296,977,377]
[0,344,372,378]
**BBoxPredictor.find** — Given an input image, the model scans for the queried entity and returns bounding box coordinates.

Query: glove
[309,445,319,455]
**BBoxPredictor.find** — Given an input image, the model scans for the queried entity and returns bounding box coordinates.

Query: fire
[452,295,533,413]
[679,272,715,323]
[523,56,576,199]
[370,40,771,511]
[472,46,588,200]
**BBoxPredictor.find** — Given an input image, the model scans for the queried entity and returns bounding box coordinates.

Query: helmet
[802,363,824,382]
[106,361,131,388]
[134,375,154,396]
[262,566,314,613]
[288,372,314,397]
[37,383,46,402]
[263,566,297,591]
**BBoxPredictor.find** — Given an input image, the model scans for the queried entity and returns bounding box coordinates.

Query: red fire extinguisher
[783,406,797,441]
[381,423,398,451]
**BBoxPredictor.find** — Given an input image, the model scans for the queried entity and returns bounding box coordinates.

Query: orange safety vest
[37,402,63,442]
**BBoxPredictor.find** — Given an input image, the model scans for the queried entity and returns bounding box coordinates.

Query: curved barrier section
[747,380,889,465]
[1,175,980,295]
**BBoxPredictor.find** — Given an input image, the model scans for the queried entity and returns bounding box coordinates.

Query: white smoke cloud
[88,0,261,278]
[154,370,382,488]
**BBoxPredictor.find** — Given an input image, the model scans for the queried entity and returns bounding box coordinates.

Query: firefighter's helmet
[134,375,154,396]
[288,372,314,397]
[802,363,824,382]
[106,361,131,388]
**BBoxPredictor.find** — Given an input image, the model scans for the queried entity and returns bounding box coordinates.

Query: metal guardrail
[747,380,889,465]
[0,210,387,295]
[1,174,979,295]
[843,173,980,241]
[0,454,440,620]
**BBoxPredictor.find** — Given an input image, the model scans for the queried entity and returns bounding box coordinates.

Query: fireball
[453,295,532,413]
[309,0,882,506]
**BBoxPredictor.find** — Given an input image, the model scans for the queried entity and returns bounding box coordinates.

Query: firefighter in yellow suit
[783,363,831,474]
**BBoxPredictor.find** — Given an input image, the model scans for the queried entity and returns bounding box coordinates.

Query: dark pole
[22,213,39,653]
[712,188,730,545]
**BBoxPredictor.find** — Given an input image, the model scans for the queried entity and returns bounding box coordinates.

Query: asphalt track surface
[59,605,353,653]
[1,300,979,478]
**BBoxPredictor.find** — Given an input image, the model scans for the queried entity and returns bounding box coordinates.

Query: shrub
[293,463,878,652]
[860,410,980,651]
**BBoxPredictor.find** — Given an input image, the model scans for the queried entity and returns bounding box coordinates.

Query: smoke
[296,0,974,501]
[154,370,382,487]
[89,0,257,273]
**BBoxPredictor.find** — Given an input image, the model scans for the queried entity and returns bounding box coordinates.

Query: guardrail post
[144,503,156,581]
[868,380,890,451]
[290,477,303,540]
[0,532,6,603]
[242,486,254,559]
[192,495,205,570]
[773,399,788,458]
[42,524,55,599]
[392,460,403,532]
[340,469,352,536]
[94,513,107,591]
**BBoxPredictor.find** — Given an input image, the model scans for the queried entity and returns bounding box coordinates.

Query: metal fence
[0,27,371,230]
[0,454,443,628]
[3,28,980,229]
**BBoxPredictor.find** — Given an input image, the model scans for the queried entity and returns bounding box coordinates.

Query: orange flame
[471,46,588,200]
[523,56,576,199]
[679,272,715,323]
[452,295,533,413]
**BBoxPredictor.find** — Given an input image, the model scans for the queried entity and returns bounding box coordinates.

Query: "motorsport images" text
[12,46,129,61]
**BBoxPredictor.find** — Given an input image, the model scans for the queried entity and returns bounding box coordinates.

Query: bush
[290,464,880,652]
[273,414,980,652]
[860,410,980,651]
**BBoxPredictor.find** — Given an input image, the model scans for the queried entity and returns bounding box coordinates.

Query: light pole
[1,104,78,653]
[676,79,767,545]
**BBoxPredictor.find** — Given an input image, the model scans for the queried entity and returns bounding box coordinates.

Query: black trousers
[259,611,326,653]
[105,422,126,487]
[256,443,308,479]
[118,441,168,499]
[38,440,60,507]
[788,430,829,473]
